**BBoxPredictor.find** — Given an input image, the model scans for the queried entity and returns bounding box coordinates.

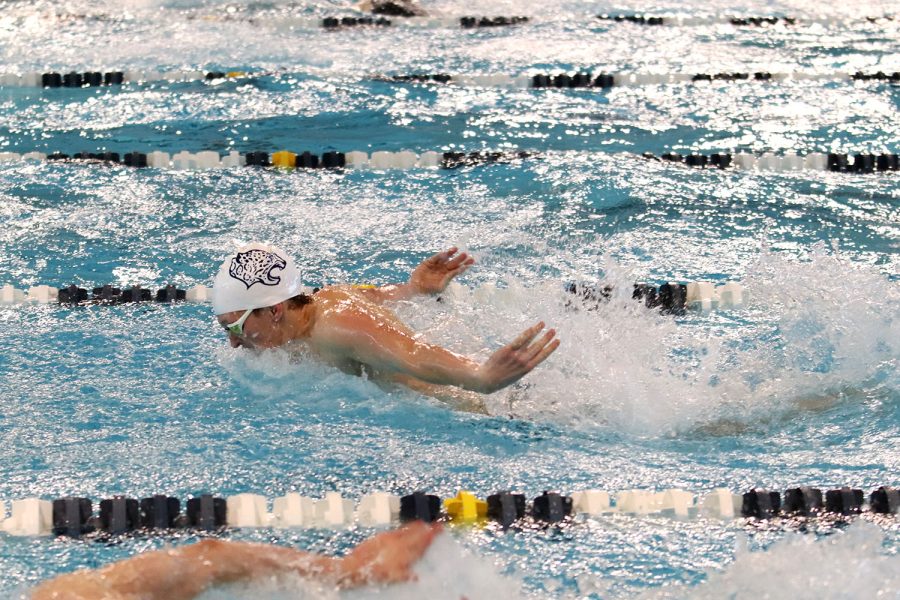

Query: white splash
[395,245,899,435]
[642,521,900,598]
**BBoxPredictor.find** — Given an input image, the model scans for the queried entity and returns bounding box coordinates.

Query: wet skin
[32,523,442,600]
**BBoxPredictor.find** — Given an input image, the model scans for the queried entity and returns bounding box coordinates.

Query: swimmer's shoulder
[305,286,383,349]
[315,284,374,302]
[309,285,393,330]
[308,286,376,320]
[314,284,351,300]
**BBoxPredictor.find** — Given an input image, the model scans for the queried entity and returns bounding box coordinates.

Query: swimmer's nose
[229,334,243,348]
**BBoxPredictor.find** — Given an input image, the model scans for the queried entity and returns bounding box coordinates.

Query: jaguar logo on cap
[228,249,287,289]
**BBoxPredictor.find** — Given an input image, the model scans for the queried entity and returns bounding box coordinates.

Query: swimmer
[357,0,426,17]
[212,243,560,412]
[32,522,440,599]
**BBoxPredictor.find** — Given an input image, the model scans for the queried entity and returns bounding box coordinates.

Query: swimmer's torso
[301,285,419,374]
[295,285,487,413]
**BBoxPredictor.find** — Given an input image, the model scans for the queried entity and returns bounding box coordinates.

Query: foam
[345,534,524,599]
[390,244,898,435]
[215,343,385,402]
[641,521,900,598]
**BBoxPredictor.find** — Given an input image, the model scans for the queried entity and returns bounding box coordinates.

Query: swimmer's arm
[387,373,489,414]
[31,524,440,600]
[358,247,474,304]
[320,307,559,394]
[30,539,337,600]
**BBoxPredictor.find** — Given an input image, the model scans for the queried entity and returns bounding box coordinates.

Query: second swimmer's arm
[30,539,337,600]
[31,524,441,600]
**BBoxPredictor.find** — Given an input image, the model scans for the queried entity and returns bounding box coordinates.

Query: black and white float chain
[3,68,897,89]
[0,149,531,170]
[320,15,530,29]
[2,486,897,537]
[200,13,897,30]
[0,149,897,175]
[594,13,896,26]
[0,281,747,313]
[644,151,900,173]
[0,284,207,306]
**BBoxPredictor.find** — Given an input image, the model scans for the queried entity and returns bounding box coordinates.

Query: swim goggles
[223,307,254,337]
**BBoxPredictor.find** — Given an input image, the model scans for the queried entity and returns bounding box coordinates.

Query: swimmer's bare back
[306,285,560,395]
[32,523,440,599]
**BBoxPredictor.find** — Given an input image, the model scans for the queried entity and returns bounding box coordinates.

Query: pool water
[0,0,898,597]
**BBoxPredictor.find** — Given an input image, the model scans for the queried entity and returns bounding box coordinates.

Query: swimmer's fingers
[443,256,474,285]
[477,324,558,393]
[445,250,473,270]
[340,522,441,587]
[428,247,458,265]
[510,321,545,349]
[432,248,473,277]
[523,329,558,363]
[525,335,560,370]
[389,522,440,581]
[412,248,474,293]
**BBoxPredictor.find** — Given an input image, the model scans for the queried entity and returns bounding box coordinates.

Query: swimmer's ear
[270,302,285,323]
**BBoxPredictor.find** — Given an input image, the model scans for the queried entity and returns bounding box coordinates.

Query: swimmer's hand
[408,247,474,295]
[358,248,473,303]
[475,321,559,394]
[337,522,442,586]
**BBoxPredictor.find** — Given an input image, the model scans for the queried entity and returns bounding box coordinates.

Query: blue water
[0,0,898,597]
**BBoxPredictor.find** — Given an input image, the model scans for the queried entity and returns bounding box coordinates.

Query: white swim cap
[211,242,304,315]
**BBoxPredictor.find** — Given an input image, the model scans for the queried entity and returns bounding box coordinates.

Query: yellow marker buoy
[444,491,487,523]
[272,151,297,168]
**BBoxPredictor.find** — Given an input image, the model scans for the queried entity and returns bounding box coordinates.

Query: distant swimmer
[358,0,426,17]
[212,242,560,412]
[32,522,440,599]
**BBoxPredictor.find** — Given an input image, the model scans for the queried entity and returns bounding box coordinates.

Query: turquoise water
[0,0,898,597]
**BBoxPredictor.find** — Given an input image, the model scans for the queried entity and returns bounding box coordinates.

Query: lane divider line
[0,149,896,175]
[0,149,530,170]
[0,281,749,313]
[196,12,898,30]
[2,486,896,536]
[2,68,898,89]
[595,13,896,26]
[0,281,748,313]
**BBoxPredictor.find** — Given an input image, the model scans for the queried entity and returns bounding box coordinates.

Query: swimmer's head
[212,242,305,348]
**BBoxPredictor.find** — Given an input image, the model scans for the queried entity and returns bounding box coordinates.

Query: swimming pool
[0,0,898,597]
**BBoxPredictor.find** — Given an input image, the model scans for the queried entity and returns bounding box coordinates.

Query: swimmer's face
[217,306,281,349]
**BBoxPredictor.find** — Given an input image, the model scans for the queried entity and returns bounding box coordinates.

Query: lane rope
[27,9,898,30]
[189,12,898,30]
[0,149,897,175]
[2,486,896,536]
[3,68,898,89]
[0,281,749,314]
[594,13,897,26]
